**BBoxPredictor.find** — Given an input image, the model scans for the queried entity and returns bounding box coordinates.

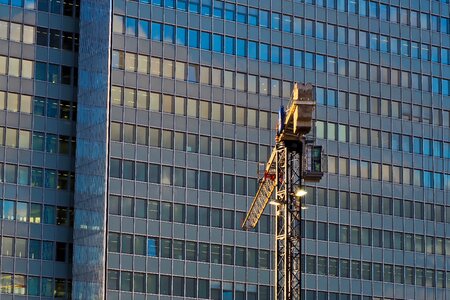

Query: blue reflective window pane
[413,137,422,154]
[248,8,258,25]
[327,0,336,9]
[316,55,325,71]
[294,50,303,67]
[189,0,199,13]
[327,90,336,107]
[212,34,223,52]
[177,0,187,11]
[46,99,58,118]
[138,20,149,38]
[151,22,162,41]
[402,136,411,153]
[441,49,449,64]
[433,141,442,157]
[431,47,439,62]
[305,53,314,69]
[200,0,210,15]
[33,97,45,116]
[201,32,211,50]
[423,171,433,188]
[348,0,356,13]
[282,48,291,65]
[432,77,440,94]
[236,39,246,57]
[45,169,57,188]
[165,0,174,8]
[2,200,15,220]
[28,277,40,296]
[271,46,280,63]
[224,3,235,21]
[43,206,55,224]
[369,1,378,17]
[38,0,48,11]
[423,139,432,156]
[213,1,223,18]
[163,24,174,43]
[188,29,199,47]
[12,0,23,6]
[46,134,58,153]
[260,10,269,28]
[224,36,234,55]
[48,64,59,83]
[236,5,246,23]
[176,27,187,45]
[50,0,61,13]
[35,62,47,81]
[441,18,448,34]
[271,13,280,30]
[152,0,162,5]
[147,238,158,256]
[359,0,367,16]
[434,174,442,189]
[248,41,257,59]
[443,79,449,96]
[31,169,43,187]
[126,18,137,36]
[42,241,54,259]
[260,43,269,61]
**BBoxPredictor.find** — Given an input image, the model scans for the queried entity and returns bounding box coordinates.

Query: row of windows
[108,270,270,299]
[114,11,450,66]
[36,26,79,52]
[0,236,73,262]
[0,163,74,190]
[112,52,292,97]
[0,200,73,225]
[0,56,33,78]
[129,0,450,36]
[109,232,271,269]
[111,88,278,129]
[35,61,76,85]
[306,188,450,223]
[316,121,450,158]
[110,124,272,162]
[303,221,450,255]
[0,92,77,121]
[0,127,76,155]
[303,0,450,34]
[326,154,450,190]
[0,0,80,17]
[316,88,450,128]
[0,273,70,297]
[33,96,77,120]
[0,21,35,44]
[109,195,271,233]
[303,255,449,288]
[109,159,258,196]
[111,43,450,96]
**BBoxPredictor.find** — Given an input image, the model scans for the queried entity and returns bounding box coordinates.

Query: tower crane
[242,83,324,300]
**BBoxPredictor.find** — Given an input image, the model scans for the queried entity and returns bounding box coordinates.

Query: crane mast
[242,83,323,300]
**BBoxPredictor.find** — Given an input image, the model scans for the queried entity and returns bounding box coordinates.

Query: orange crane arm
[241,147,277,229]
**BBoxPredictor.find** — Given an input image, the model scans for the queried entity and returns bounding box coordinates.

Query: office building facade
[1,0,450,299]
[0,0,79,298]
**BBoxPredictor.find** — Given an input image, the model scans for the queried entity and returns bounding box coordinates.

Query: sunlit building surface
[1,0,450,299]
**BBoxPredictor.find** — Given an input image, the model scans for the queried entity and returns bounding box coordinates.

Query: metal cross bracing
[275,140,303,300]
[242,83,323,300]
